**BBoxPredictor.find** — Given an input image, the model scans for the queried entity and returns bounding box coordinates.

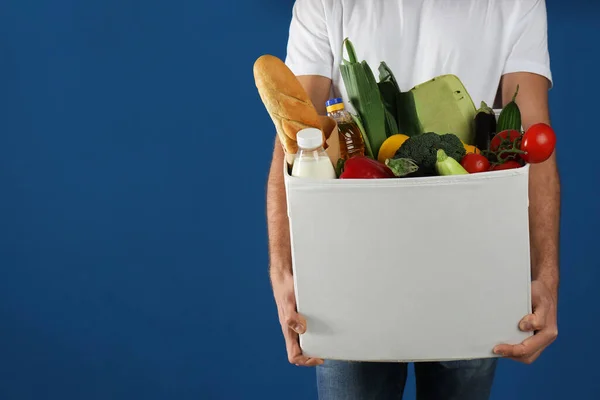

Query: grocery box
[283,113,532,362]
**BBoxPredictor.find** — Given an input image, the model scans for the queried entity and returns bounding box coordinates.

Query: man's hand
[271,270,324,367]
[493,280,558,364]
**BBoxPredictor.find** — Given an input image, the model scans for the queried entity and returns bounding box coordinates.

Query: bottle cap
[326,98,343,107]
[326,98,345,113]
[296,128,324,149]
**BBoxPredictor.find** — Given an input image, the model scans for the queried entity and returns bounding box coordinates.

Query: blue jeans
[317,358,497,400]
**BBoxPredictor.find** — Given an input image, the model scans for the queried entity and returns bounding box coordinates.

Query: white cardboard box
[284,157,532,362]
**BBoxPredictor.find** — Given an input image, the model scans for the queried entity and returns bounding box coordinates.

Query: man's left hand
[493,280,558,364]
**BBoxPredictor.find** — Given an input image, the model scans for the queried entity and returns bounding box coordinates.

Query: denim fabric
[316,358,497,400]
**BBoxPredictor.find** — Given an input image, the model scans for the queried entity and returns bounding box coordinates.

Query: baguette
[253,55,323,155]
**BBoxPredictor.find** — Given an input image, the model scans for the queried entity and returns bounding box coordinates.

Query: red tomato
[520,123,556,163]
[489,160,522,171]
[490,130,521,152]
[461,153,490,173]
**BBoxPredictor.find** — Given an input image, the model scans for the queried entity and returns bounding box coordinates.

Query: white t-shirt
[284,0,552,112]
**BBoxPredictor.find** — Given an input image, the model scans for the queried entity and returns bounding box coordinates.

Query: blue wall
[0,0,597,398]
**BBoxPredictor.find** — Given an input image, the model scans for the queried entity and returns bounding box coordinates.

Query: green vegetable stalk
[335,158,345,178]
[350,112,374,159]
[385,158,419,177]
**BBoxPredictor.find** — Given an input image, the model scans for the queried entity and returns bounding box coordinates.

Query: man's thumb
[285,312,307,335]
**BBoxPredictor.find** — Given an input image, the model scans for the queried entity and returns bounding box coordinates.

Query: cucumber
[497,85,522,132]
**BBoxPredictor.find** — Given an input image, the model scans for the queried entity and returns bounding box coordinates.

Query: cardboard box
[283,118,532,362]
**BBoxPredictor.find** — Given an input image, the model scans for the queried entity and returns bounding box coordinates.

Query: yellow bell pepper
[378,134,410,163]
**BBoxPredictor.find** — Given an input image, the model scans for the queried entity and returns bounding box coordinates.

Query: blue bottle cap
[325,98,343,107]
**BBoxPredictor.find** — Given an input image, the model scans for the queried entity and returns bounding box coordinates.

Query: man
[267,0,560,398]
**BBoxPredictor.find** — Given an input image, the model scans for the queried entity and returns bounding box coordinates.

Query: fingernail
[293,323,304,333]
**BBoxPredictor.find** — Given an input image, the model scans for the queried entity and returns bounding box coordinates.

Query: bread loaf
[253,55,323,154]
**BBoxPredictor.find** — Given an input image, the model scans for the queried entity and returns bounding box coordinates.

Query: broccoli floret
[393,132,466,175]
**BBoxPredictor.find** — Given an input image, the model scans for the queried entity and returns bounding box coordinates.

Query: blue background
[0,0,597,398]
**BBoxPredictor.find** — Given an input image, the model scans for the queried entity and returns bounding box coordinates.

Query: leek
[378,61,422,137]
[340,38,388,157]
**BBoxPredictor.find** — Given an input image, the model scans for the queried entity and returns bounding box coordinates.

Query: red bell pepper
[339,156,395,179]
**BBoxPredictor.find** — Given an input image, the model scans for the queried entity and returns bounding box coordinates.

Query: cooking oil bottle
[326,98,365,160]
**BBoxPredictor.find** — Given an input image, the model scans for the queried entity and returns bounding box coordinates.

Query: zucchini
[497,85,522,132]
[435,149,469,176]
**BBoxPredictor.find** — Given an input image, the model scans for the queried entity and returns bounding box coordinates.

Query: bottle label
[344,132,355,151]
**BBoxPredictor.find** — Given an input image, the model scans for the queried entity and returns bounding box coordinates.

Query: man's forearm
[502,73,560,299]
[266,75,332,279]
[529,158,560,299]
[267,139,293,277]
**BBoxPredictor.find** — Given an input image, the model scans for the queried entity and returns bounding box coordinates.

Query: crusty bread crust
[253,55,323,154]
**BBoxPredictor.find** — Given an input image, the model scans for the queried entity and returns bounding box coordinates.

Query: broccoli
[393,132,466,175]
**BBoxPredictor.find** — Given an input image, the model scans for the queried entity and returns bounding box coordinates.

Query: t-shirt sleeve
[503,0,553,87]
[284,0,333,79]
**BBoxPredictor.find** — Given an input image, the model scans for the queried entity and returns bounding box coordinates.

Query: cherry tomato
[461,153,490,173]
[520,123,556,163]
[489,160,522,171]
[490,130,521,152]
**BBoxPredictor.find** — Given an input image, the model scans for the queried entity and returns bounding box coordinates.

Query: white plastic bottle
[291,128,337,179]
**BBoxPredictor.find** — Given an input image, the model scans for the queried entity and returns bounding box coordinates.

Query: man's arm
[270,0,332,280]
[502,72,560,299]
[267,75,331,367]
[267,75,331,278]
[493,72,560,363]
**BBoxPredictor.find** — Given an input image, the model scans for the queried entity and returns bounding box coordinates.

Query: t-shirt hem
[503,60,553,89]
[284,61,333,80]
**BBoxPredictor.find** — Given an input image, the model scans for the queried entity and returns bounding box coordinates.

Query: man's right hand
[271,270,324,367]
